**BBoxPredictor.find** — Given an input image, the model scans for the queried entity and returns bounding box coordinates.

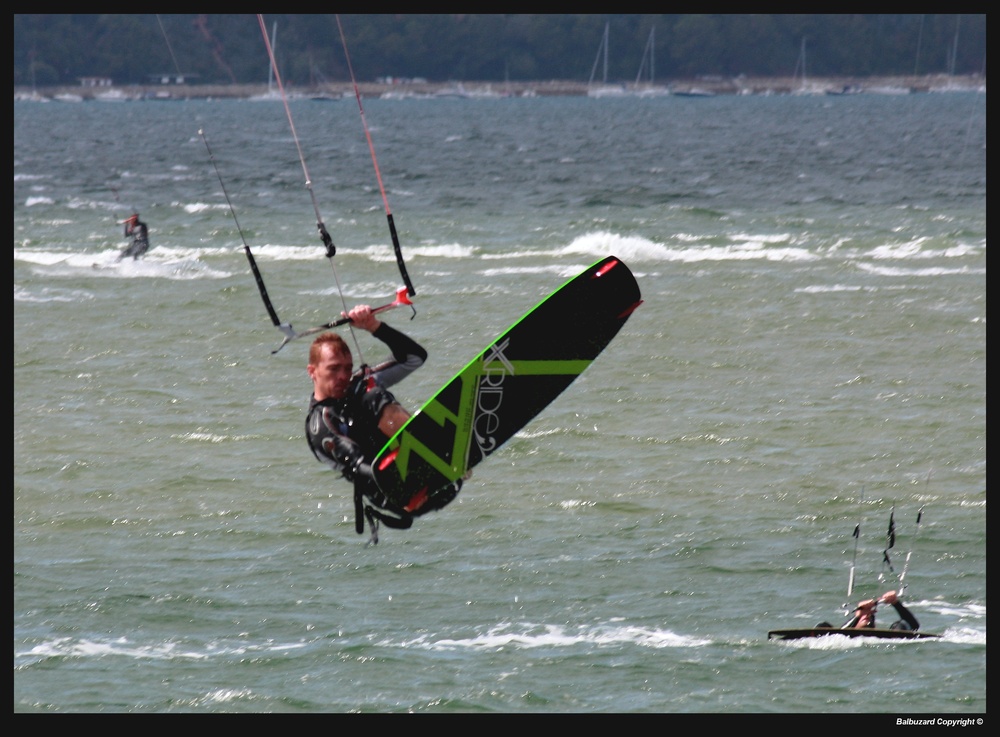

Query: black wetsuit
[120,219,149,260]
[886,600,920,631]
[305,323,460,538]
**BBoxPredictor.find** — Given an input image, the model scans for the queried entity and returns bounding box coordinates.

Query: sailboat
[249,21,287,101]
[768,504,942,641]
[790,36,829,95]
[307,57,342,101]
[16,57,50,102]
[631,27,670,97]
[587,22,626,97]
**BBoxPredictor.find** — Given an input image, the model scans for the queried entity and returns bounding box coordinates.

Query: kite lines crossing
[254,13,417,358]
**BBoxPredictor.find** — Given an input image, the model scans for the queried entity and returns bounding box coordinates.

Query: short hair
[309,332,351,366]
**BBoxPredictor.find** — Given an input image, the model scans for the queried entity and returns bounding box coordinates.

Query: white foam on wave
[562,230,817,264]
[14,285,94,303]
[866,237,984,260]
[796,284,866,293]
[358,242,475,261]
[14,246,232,280]
[183,201,228,214]
[13,635,307,667]
[244,242,477,264]
[855,262,984,277]
[411,621,710,651]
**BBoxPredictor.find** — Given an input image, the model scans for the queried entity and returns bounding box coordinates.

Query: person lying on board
[838,590,920,631]
[119,213,149,260]
[305,304,460,543]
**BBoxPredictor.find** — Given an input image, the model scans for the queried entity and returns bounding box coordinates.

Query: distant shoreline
[15,73,985,102]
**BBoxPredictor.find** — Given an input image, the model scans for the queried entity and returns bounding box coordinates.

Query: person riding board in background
[119,213,149,260]
[841,590,920,631]
[304,304,460,543]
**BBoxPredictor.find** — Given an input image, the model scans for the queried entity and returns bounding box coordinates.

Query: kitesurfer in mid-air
[837,589,920,631]
[305,304,460,542]
[119,213,149,260]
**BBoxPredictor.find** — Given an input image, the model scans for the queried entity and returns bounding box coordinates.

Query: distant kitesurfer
[119,213,149,260]
[305,305,460,543]
[841,590,920,630]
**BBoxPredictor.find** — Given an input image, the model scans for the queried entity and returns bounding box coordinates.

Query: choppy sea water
[14,90,985,714]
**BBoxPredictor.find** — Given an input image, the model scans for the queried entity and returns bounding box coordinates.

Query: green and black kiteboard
[372,255,642,514]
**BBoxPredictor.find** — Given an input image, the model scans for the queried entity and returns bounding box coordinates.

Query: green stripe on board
[483,359,592,376]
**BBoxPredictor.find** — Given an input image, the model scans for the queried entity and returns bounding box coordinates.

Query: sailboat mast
[603,22,609,84]
[949,16,960,76]
[650,26,655,84]
[635,27,655,86]
[801,36,807,87]
[267,22,277,93]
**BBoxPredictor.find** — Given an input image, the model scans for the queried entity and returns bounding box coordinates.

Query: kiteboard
[371,255,643,514]
[767,627,941,641]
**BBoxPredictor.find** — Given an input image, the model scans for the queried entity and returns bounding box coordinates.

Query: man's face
[308,343,353,400]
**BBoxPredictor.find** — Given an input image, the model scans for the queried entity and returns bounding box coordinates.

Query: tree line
[14,14,986,89]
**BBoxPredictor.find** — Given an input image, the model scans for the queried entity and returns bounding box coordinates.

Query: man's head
[126,214,139,224]
[308,332,353,401]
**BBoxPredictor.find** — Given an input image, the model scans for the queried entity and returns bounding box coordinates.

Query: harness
[305,373,413,543]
